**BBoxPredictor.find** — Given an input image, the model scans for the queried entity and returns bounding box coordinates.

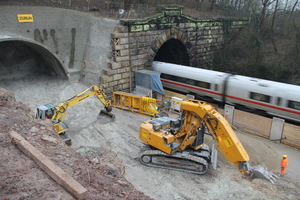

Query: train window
[287,100,300,110]
[276,97,281,106]
[214,84,218,91]
[161,73,171,80]
[187,79,196,85]
[159,73,210,89]
[195,81,210,89]
[249,92,271,103]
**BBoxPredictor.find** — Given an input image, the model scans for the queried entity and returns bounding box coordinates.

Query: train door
[269,89,289,119]
[212,74,225,102]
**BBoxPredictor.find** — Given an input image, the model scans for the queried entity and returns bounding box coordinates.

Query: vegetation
[210,0,300,85]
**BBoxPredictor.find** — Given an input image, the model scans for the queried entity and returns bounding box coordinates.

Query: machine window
[287,100,300,110]
[249,92,271,103]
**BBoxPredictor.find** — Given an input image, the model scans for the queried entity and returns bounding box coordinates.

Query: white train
[152,61,300,123]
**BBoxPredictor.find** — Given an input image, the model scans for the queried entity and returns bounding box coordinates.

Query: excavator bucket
[98,109,115,120]
[250,165,278,184]
[59,132,72,146]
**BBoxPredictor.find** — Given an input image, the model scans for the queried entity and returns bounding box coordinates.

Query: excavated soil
[0,75,300,200]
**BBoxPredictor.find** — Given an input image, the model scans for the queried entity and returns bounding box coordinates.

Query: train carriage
[152,61,300,123]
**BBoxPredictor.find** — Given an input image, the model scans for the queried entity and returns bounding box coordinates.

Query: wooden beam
[9,131,88,200]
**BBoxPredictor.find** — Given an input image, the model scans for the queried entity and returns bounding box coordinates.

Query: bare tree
[210,0,216,11]
[259,0,276,27]
[271,0,279,31]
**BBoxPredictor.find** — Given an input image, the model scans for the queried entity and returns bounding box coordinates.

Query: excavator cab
[36,103,71,145]
[36,104,56,119]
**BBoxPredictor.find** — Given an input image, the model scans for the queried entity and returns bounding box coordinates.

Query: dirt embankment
[0,87,152,200]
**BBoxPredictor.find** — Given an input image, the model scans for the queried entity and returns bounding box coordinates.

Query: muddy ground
[0,75,300,200]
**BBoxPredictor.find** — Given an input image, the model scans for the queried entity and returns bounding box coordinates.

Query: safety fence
[219,108,300,151]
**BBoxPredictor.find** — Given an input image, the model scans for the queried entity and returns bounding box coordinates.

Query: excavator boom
[36,85,115,145]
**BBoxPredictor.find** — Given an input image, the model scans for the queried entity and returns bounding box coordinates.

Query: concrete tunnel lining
[0,38,68,80]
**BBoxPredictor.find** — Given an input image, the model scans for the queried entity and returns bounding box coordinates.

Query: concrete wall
[0,6,118,86]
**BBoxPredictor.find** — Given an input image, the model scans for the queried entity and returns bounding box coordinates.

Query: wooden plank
[9,131,88,200]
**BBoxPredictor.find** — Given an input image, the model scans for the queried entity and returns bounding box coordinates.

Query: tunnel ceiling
[154,39,190,66]
[0,41,67,80]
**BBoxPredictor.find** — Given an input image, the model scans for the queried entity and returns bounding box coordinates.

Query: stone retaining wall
[101,6,249,96]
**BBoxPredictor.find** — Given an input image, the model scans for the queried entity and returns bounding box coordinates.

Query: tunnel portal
[154,39,190,66]
[0,40,67,80]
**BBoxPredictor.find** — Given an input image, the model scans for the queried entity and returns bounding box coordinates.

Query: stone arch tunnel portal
[0,40,67,80]
[153,38,190,66]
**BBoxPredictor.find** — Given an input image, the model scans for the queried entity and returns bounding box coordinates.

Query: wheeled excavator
[36,85,115,145]
[139,99,277,183]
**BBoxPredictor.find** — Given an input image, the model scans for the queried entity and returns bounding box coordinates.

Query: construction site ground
[0,75,300,200]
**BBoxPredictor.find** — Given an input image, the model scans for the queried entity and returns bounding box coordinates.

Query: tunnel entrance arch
[0,39,68,80]
[154,38,190,66]
[148,28,191,67]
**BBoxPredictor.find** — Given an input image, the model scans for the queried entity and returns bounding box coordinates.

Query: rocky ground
[0,75,300,200]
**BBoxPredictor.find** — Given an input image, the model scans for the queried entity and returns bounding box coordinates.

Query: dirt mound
[0,88,152,200]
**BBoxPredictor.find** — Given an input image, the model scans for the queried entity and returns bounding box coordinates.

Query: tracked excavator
[139,99,277,183]
[36,85,115,145]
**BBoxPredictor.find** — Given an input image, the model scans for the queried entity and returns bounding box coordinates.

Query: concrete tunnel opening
[0,40,67,80]
[154,38,190,66]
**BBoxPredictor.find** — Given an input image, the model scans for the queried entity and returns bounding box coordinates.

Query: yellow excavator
[36,85,115,145]
[139,99,277,183]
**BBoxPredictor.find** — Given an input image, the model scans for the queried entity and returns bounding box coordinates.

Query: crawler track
[140,150,208,174]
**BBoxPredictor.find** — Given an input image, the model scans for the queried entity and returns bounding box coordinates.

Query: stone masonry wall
[101,6,249,96]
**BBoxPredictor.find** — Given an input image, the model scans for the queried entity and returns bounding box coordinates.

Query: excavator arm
[180,100,251,174]
[51,85,113,122]
[37,85,115,145]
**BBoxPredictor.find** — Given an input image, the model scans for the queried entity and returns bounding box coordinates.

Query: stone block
[112,44,129,50]
[117,67,130,74]
[119,38,129,44]
[100,75,114,83]
[131,59,143,66]
[122,72,130,79]
[108,62,122,70]
[130,25,143,32]
[109,81,118,87]
[121,61,130,67]
[103,68,117,76]
[113,73,122,81]
[113,84,123,91]
[137,54,146,60]
[118,78,128,84]
[115,55,130,62]
[114,25,128,33]
[120,49,130,56]
[122,83,130,90]
[111,32,129,38]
